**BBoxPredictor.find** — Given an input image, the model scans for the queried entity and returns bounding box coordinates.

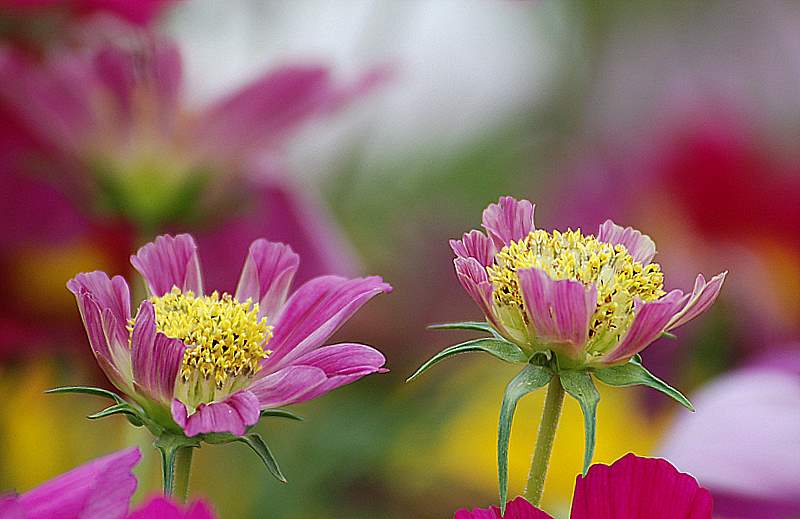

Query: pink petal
[518,267,596,356]
[18,448,140,519]
[247,365,328,408]
[192,66,338,159]
[171,391,260,438]
[0,496,24,519]
[481,196,535,248]
[66,271,131,328]
[290,343,387,400]
[264,275,391,371]
[450,229,497,267]
[234,240,299,321]
[453,257,508,337]
[453,497,553,519]
[667,272,727,331]
[570,453,713,519]
[127,496,217,519]
[131,301,185,405]
[600,290,685,365]
[131,234,203,297]
[597,220,657,265]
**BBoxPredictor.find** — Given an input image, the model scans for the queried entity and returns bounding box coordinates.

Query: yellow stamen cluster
[149,287,272,388]
[487,229,665,349]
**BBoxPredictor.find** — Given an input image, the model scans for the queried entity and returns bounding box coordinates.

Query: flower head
[451,196,725,367]
[454,453,713,519]
[67,233,391,438]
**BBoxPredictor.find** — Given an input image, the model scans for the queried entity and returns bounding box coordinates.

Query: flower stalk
[173,446,194,503]
[524,375,565,506]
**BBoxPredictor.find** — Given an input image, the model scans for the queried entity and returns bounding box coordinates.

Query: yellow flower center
[150,287,272,389]
[487,229,665,350]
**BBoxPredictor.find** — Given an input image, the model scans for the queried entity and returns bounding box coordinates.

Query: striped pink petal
[263,275,391,372]
[171,391,260,437]
[247,365,328,408]
[235,240,299,321]
[667,272,727,331]
[597,220,657,265]
[13,448,140,519]
[518,267,596,357]
[481,196,535,248]
[288,343,387,401]
[131,234,203,297]
[127,496,217,519]
[450,229,496,267]
[454,257,508,338]
[571,453,713,519]
[601,290,685,365]
[131,301,185,405]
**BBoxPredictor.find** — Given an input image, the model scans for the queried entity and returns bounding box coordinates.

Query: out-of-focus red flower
[0,0,175,26]
[454,453,713,518]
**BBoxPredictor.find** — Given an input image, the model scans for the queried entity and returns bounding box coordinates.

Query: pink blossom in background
[69,233,390,437]
[0,0,175,26]
[454,453,713,519]
[659,349,800,519]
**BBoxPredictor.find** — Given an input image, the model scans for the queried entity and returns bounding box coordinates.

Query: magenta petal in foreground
[570,453,713,519]
[597,220,657,265]
[667,272,727,331]
[453,497,553,519]
[481,196,535,248]
[450,229,496,267]
[131,234,203,297]
[171,391,260,437]
[127,496,217,519]
[9,448,141,519]
[293,342,387,399]
[235,239,299,320]
[248,365,328,408]
[131,301,186,405]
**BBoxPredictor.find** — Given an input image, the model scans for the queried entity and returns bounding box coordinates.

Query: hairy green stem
[524,376,565,506]
[173,447,194,503]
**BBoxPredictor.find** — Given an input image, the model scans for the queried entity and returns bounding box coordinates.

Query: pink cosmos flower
[0,0,175,27]
[450,196,725,368]
[454,453,713,519]
[67,233,390,438]
[0,447,218,519]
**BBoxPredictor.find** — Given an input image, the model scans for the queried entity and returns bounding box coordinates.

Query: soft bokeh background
[1,1,799,518]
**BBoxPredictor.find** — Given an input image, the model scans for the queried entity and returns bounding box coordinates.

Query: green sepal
[428,321,500,337]
[259,409,303,421]
[661,332,678,340]
[46,386,125,404]
[407,338,528,382]
[559,370,599,475]
[154,433,201,497]
[87,403,144,426]
[594,358,694,411]
[497,364,552,514]
[235,433,287,483]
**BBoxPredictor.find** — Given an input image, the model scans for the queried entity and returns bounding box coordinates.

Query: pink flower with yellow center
[451,196,725,368]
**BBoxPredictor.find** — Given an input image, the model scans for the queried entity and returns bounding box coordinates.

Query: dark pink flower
[68,233,391,437]
[454,454,713,519]
[127,496,217,519]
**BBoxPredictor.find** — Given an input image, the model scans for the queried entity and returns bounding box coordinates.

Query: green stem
[173,447,194,503]
[524,376,565,506]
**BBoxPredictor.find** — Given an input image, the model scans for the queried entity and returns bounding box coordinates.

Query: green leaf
[497,364,552,514]
[594,359,694,411]
[46,386,124,404]
[560,370,600,475]
[428,321,498,335]
[260,409,303,421]
[87,403,142,425]
[237,433,287,483]
[407,338,528,382]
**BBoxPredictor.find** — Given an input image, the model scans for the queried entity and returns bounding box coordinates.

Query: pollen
[487,229,665,348]
[149,287,272,388]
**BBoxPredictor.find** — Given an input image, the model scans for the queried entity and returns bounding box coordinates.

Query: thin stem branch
[524,376,565,506]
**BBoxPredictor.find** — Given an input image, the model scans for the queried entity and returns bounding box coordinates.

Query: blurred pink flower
[0,34,381,358]
[0,447,218,519]
[0,0,175,26]
[659,350,800,519]
[68,233,390,437]
[451,196,724,367]
[454,453,713,519]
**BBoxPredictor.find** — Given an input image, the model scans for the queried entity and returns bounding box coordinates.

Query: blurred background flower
[1,1,799,518]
